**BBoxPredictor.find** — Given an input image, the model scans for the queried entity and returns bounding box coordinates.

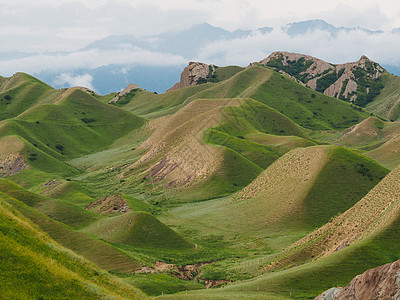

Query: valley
[1,52,400,299]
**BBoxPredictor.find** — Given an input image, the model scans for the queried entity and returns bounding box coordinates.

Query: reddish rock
[315,260,400,299]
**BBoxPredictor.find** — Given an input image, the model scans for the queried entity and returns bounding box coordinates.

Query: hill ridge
[259,51,386,106]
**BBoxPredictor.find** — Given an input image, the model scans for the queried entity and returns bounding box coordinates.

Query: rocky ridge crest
[166,62,215,92]
[260,51,385,106]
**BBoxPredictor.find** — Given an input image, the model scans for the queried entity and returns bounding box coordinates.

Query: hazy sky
[1,0,400,86]
[1,0,399,52]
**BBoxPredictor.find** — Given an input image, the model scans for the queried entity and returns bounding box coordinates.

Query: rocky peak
[166,62,216,92]
[108,83,141,104]
[315,260,400,300]
[260,51,386,106]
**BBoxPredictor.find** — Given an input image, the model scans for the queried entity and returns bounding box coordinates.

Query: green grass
[0,179,99,229]
[300,146,389,228]
[124,273,205,296]
[214,66,244,82]
[209,210,400,299]
[5,89,144,159]
[248,70,369,130]
[0,180,141,273]
[0,193,145,299]
[82,211,194,250]
[214,99,309,139]
[204,129,279,168]
[0,69,397,299]
[0,73,54,121]
[366,73,400,121]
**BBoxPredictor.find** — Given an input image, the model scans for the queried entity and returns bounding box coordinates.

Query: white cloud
[0,48,187,76]
[1,0,400,78]
[195,28,400,68]
[54,73,95,90]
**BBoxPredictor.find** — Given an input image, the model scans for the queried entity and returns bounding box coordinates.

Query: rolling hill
[0,189,146,299]
[2,52,400,299]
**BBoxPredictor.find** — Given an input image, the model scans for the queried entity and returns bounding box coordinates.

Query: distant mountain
[392,27,400,34]
[32,23,272,94]
[83,23,265,59]
[283,19,384,37]
[4,20,400,95]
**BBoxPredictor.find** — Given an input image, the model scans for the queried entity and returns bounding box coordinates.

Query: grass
[0,68,399,299]
[124,273,204,296]
[82,211,194,250]
[0,179,99,229]
[204,129,279,169]
[300,146,389,228]
[0,181,142,273]
[7,89,144,159]
[366,73,400,121]
[0,192,146,299]
[0,73,54,121]
[248,70,369,130]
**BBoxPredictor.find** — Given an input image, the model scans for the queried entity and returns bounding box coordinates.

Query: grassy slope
[6,89,144,159]
[113,66,369,132]
[196,195,400,300]
[162,146,388,255]
[109,66,244,119]
[309,116,400,170]
[366,73,400,121]
[233,145,387,232]
[0,73,55,120]
[121,98,314,203]
[160,158,397,300]
[0,179,98,229]
[247,68,368,130]
[0,179,141,273]
[82,211,194,250]
[0,193,146,299]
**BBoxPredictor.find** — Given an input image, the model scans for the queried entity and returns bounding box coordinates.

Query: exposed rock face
[136,261,231,288]
[85,194,131,215]
[0,153,29,176]
[166,62,215,92]
[315,260,400,300]
[108,83,141,104]
[260,51,385,105]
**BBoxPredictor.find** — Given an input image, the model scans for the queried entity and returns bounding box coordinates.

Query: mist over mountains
[2,19,400,94]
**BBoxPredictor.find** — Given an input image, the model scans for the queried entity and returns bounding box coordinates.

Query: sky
[1,0,399,52]
[0,0,400,89]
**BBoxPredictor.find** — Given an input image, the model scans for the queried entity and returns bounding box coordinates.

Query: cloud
[0,48,187,76]
[54,73,95,90]
[195,28,400,68]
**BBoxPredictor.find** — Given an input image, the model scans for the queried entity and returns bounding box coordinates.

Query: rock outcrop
[260,51,385,105]
[315,260,400,300]
[166,62,215,92]
[85,194,131,215]
[0,153,29,176]
[108,83,141,104]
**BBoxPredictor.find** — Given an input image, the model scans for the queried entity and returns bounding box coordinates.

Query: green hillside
[0,192,145,299]
[1,57,400,299]
[114,65,369,131]
[83,211,194,250]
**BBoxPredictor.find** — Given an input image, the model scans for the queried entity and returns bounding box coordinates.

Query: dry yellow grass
[230,146,330,230]
[366,136,400,169]
[123,99,243,187]
[269,163,400,269]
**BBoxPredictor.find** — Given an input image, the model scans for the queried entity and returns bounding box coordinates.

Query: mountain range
[1,50,400,298]
[3,20,400,95]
